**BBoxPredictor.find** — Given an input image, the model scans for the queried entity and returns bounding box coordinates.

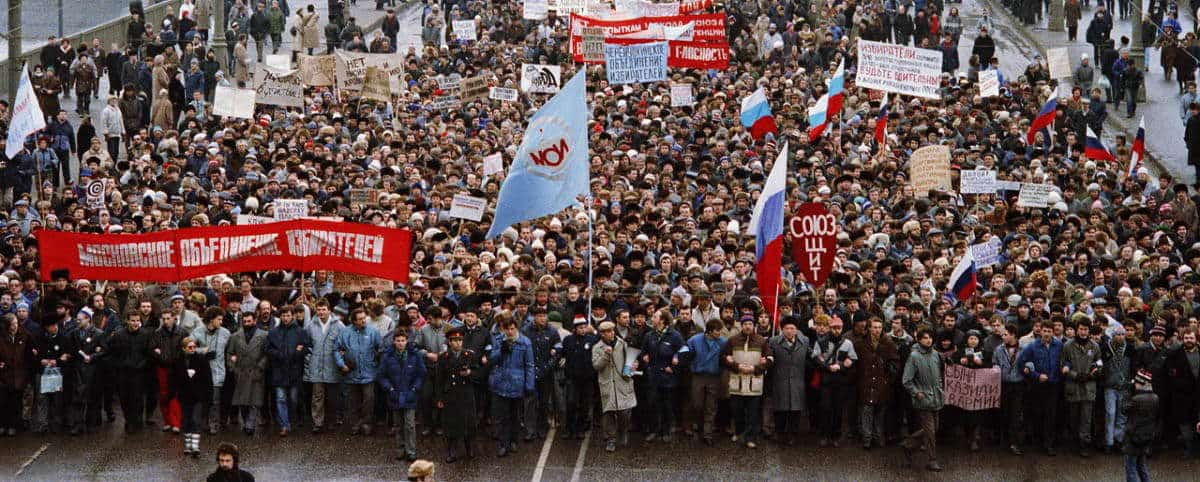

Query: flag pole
[586,196,594,322]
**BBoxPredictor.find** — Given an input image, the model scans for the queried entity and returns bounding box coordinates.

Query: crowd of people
[1,0,1200,479]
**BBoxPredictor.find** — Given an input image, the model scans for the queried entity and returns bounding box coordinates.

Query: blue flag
[486,69,590,239]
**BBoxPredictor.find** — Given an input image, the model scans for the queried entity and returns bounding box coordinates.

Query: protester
[206,442,255,482]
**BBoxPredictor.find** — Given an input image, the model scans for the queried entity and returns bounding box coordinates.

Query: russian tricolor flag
[748,141,788,327]
[1026,94,1057,144]
[1085,126,1116,162]
[807,93,830,142]
[741,87,778,140]
[874,93,889,148]
[947,250,978,301]
[827,60,846,117]
[1129,117,1145,178]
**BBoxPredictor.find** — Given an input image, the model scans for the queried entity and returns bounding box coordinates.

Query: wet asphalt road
[3,417,1200,481]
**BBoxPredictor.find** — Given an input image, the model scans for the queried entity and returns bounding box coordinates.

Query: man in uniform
[436,327,478,463]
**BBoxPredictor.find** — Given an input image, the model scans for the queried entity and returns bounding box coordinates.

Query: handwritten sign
[524,0,549,19]
[789,202,837,287]
[554,0,588,14]
[254,67,304,107]
[489,87,519,102]
[335,50,405,93]
[449,194,487,221]
[298,54,336,86]
[236,214,275,225]
[521,64,562,93]
[604,41,668,85]
[670,83,694,107]
[581,27,606,62]
[909,145,952,196]
[459,75,490,102]
[273,199,309,221]
[979,69,999,98]
[452,20,477,41]
[333,272,395,292]
[360,66,392,103]
[348,188,379,206]
[856,39,942,99]
[960,169,997,194]
[1047,47,1070,79]
[996,180,1023,192]
[944,365,1001,410]
[483,152,504,177]
[85,180,106,209]
[969,237,1003,268]
[437,74,462,91]
[265,54,291,71]
[213,86,256,119]
[433,95,461,110]
[1017,183,1053,208]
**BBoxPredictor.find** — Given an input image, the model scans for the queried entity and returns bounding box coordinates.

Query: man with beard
[1162,328,1200,457]
[721,314,770,449]
[206,442,254,481]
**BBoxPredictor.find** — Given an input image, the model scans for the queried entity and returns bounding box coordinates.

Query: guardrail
[2,0,182,96]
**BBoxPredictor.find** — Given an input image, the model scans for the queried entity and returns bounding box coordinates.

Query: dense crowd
[1,0,1200,478]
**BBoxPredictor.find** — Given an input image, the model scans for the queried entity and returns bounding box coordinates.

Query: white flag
[7,64,46,158]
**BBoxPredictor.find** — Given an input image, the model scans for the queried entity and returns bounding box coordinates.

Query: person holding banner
[950,330,992,452]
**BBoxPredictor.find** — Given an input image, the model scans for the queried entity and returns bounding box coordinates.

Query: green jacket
[902,344,944,411]
[1062,337,1100,403]
[267,7,285,34]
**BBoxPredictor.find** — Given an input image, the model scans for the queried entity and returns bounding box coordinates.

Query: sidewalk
[985,0,1196,184]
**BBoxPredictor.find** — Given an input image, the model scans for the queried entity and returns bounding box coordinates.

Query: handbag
[40,367,63,394]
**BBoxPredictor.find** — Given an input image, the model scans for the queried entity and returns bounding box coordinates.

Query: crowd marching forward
[1,0,1200,480]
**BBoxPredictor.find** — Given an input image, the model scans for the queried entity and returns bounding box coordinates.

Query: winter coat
[172,352,214,405]
[434,348,477,437]
[303,318,344,384]
[193,0,212,27]
[250,10,269,39]
[993,343,1025,383]
[1123,389,1160,456]
[150,95,174,130]
[67,325,107,387]
[377,346,425,410]
[641,327,684,388]
[1101,339,1132,392]
[1017,337,1063,383]
[855,335,900,405]
[99,104,125,138]
[592,337,636,412]
[191,325,230,385]
[902,344,944,411]
[413,322,448,360]
[108,326,152,371]
[227,327,268,406]
[720,331,771,396]
[267,321,310,387]
[522,322,561,381]
[561,332,599,380]
[150,323,188,368]
[768,334,810,412]
[488,333,535,399]
[0,329,34,390]
[267,7,286,35]
[334,324,383,384]
[1062,337,1100,403]
[234,43,250,84]
[1065,0,1082,28]
[1162,346,1200,425]
[299,10,320,50]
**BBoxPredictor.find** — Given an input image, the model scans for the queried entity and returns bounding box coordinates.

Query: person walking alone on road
[1123,371,1159,482]
[901,329,944,472]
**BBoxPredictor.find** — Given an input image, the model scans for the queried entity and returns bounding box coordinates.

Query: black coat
[434,349,477,438]
[1186,114,1200,167]
[109,326,152,371]
[1161,347,1200,425]
[172,352,214,405]
[266,322,310,387]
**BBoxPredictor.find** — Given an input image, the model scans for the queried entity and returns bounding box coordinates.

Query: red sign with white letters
[789,203,837,288]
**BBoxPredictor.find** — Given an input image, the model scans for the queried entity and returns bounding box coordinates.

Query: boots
[184,433,201,457]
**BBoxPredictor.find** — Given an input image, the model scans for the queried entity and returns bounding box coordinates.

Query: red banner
[788,203,837,288]
[571,37,730,69]
[36,220,412,283]
[570,13,727,42]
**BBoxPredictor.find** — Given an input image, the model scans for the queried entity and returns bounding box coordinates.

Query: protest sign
[1018,183,1053,208]
[979,69,1000,98]
[604,41,668,85]
[254,66,304,107]
[38,219,413,283]
[555,0,587,14]
[459,75,491,102]
[569,13,726,42]
[996,180,1023,192]
[213,86,256,119]
[909,145,952,196]
[789,202,837,287]
[348,188,380,206]
[664,22,694,41]
[524,0,549,19]
[581,27,606,62]
[449,194,488,221]
[944,365,1001,411]
[298,54,336,86]
[855,39,942,99]
[614,0,712,16]
[360,67,392,103]
[333,272,395,292]
[437,73,462,91]
[1047,47,1070,79]
[433,95,461,110]
[265,54,290,71]
[236,214,276,225]
[397,2,424,57]
[489,87,519,102]
[483,152,504,177]
[670,83,694,107]
[85,180,106,209]
[335,50,405,92]
[572,37,730,69]
[452,20,477,41]
[970,237,1004,268]
[960,169,997,194]
[273,199,310,221]
[521,64,562,93]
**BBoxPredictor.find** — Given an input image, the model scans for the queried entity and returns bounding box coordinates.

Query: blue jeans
[1124,453,1149,482]
[1105,388,1128,447]
[274,386,300,430]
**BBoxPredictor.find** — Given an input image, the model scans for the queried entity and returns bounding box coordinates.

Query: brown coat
[1065,0,1082,28]
[719,331,771,397]
[853,335,900,405]
[150,94,175,130]
[0,329,34,391]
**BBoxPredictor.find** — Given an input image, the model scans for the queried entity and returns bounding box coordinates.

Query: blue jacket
[488,333,535,399]
[992,343,1025,384]
[642,327,684,387]
[334,324,384,384]
[266,322,311,387]
[1017,338,1063,384]
[184,70,205,100]
[684,333,725,375]
[521,321,561,381]
[377,346,425,409]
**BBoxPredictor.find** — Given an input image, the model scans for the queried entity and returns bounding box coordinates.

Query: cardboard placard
[483,152,504,177]
[856,39,943,99]
[959,169,997,194]
[581,27,606,62]
[236,214,276,225]
[448,194,487,221]
[433,95,461,110]
[459,75,491,102]
[348,188,380,206]
[670,83,694,107]
[604,41,669,85]
[298,54,336,87]
[969,237,1003,268]
[273,199,310,221]
[524,0,549,19]
[909,145,952,196]
[489,87,519,102]
[254,66,304,107]
[452,20,477,41]
[1017,183,1053,208]
[333,272,395,292]
[213,86,256,119]
[1047,47,1071,79]
[360,66,392,103]
[944,365,1001,411]
[979,69,1000,98]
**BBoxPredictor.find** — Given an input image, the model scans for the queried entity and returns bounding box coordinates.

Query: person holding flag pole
[748,141,788,329]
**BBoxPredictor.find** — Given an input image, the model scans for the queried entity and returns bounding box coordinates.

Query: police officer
[68,308,107,434]
[435,327,477,463]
